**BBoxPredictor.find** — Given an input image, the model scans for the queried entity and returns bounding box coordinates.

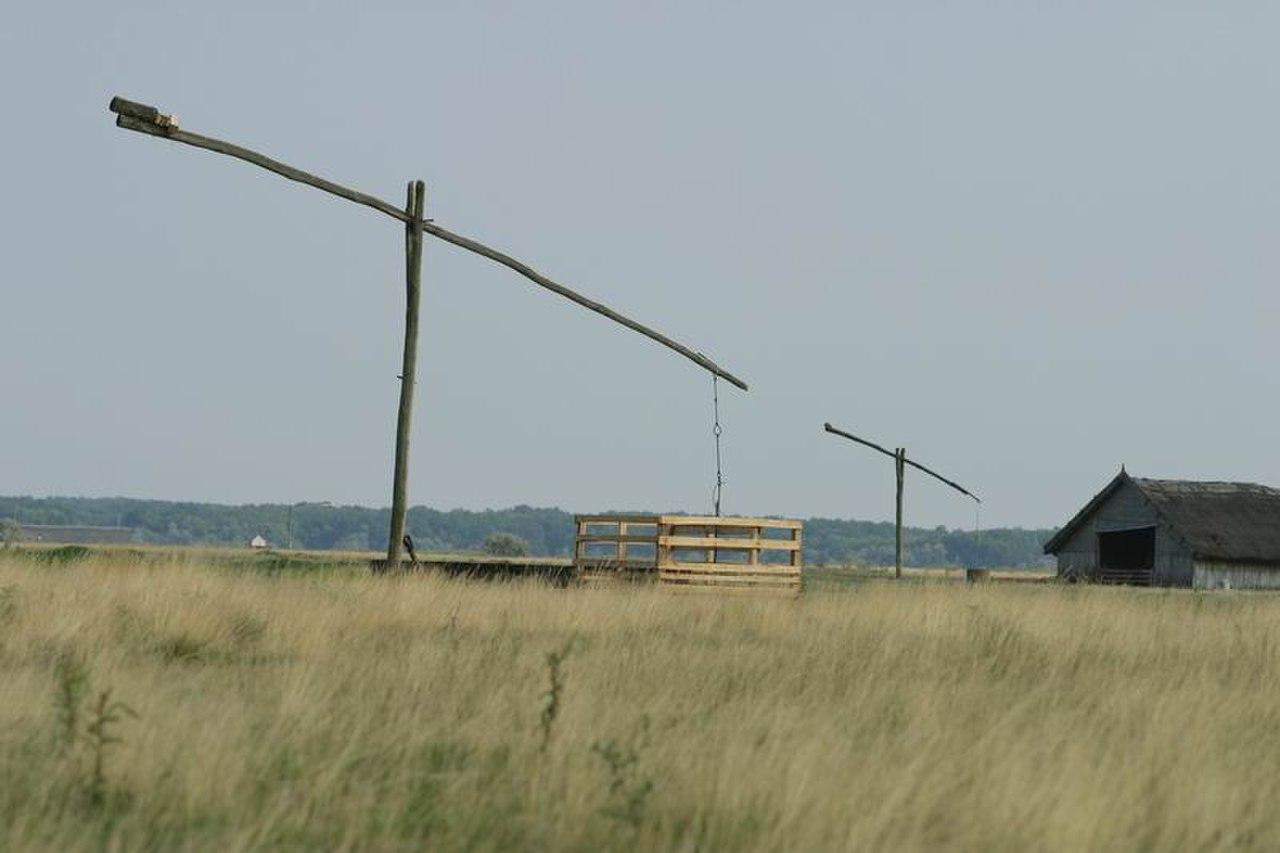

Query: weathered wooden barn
[1044,470,1280,589]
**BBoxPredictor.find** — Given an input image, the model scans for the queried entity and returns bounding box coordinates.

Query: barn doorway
[1097,527,1155,584]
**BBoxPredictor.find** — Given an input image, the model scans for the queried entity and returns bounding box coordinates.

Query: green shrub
[34,546,92,565]
[482,533,529,558]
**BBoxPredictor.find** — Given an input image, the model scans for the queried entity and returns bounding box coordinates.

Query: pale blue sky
[2,3,1277,528]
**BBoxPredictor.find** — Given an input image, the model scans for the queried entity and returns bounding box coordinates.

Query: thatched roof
[1045,472,1280,562]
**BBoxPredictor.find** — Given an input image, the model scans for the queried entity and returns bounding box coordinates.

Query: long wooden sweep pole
[108,102,746,390]
[823,423,979,502]
[823,423,979,579]
[109,97,748,569]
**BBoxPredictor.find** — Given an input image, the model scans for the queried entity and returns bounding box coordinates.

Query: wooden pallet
[574,515,662,585]
[574,514,803,595]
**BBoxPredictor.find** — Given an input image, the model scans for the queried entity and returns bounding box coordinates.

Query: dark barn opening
[1097,527,1155,584]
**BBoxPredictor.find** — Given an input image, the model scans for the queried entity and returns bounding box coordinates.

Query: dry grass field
[2,549,1279,851]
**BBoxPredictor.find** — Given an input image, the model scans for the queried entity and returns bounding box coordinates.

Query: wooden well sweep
[574,515,803,595]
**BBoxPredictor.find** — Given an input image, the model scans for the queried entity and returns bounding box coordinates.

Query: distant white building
[249,535,268,549]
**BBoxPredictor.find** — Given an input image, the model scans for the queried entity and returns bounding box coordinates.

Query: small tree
[483,532,529,558]
[0,520,22,549]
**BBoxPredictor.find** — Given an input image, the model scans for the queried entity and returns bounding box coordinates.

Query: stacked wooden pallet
[573,516,663,585]
[574,514,803,596]
[658,516,802,596]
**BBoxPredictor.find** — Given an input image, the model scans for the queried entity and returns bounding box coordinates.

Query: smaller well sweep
[574,515,803,595]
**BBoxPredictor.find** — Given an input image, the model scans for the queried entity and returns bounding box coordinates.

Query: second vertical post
[387,180,425,568]
[894,447,905,579]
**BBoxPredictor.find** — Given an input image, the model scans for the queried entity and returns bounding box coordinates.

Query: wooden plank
[663,585,798,594]
[658,520,670,569]
[664,584,800,598]
[659,562,801,577]
[660,571,798,584]
[659,515,803,529]
[660,557,801,571]
[583,563,660,571]
[574,515,662,526]
[662,579,798,588]
[575,564,650,570]
[660,576,800,590]
[665,581,793,589]
[660,577,800,590]
[580,573,658,586]
[662,528,758,539]
[658,536,798,551]
[665,561,790,573]
[577,551,641,562]
[575,552,656,563]
[581,525,660,537]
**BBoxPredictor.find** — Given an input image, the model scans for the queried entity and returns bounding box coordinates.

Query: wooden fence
[574,514,803,595]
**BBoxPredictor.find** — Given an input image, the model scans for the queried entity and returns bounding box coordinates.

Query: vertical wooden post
[894,447,905,579]
[573,519,584,569]
[656,519,667,571]
[387,180,425,568]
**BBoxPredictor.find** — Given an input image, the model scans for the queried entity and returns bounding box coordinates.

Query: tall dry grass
[2,551,1279,850]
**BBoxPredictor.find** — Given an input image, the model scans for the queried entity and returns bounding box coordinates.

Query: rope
[712,375,725,516]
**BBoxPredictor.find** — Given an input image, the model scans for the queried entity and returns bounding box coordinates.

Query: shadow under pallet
[368,554,576,584]
[368,515,806,596]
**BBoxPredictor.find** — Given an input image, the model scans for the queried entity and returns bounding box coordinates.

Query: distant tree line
[0,496,1054,568]
[801,517,1052,569]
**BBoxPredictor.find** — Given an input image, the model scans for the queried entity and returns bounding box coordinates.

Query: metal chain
[712,375,724,516]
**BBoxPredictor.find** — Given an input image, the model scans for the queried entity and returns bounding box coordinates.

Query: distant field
[1,549,1277,850]
[804,563,1054,591]
[9,541,1052,581]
